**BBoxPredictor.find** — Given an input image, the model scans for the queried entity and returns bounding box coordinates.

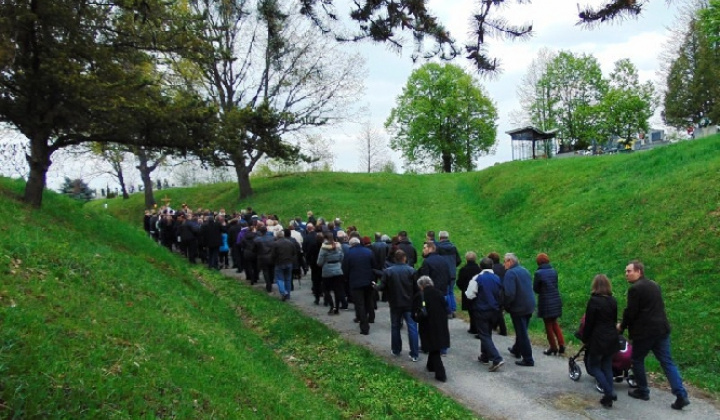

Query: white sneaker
[489,360,505,372]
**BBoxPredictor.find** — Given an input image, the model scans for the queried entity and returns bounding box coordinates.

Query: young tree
[357,123,389,173]
[600,59,656,146]
[538,52,607,151]
[59,177,93,202]
[385,63,497,173]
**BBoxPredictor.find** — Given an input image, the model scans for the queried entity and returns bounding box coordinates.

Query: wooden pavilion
[506,126,558,160]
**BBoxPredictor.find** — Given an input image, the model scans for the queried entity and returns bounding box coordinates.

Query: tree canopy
[386,63,497,173]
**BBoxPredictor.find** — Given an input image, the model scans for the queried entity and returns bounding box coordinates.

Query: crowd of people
[142,206,690,411]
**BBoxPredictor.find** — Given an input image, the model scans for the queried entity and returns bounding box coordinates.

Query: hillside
[0,178,476,418]
[94,135,720,393]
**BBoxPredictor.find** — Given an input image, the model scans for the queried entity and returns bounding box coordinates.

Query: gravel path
[226,269,719,420]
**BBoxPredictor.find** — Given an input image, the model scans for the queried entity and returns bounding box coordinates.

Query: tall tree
[537,52,607,151]
[515,48,558,130]
[0,0,204,207]
[176,0,363,199]
[663,17,720,128]
[600,59,656,146]
[385,63,497,173]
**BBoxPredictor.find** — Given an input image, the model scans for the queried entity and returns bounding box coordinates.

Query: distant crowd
[143,205,690,411]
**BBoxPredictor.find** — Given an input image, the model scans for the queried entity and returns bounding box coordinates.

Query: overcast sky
[330,0,682,172]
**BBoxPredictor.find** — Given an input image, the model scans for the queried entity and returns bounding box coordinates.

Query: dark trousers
[260,264,274,292]
[244,256,258,283]
[510,313,534,362]
[323,275,345,310]
[207,246,220,270]
[473,310,502,363]
[311,267,323,300]
[185,239,198,264]
[351,286,375,333]
[426,350,446,381]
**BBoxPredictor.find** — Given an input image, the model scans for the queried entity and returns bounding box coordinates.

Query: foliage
[599,59,656,145]
[59,177,94,201]
[698,0,720,44]
[300,0,649,72]
[537,51,607,151]
[0,176,476,418]
[663,18,720,128]
[386,63,498,173]
[514,48,558,131]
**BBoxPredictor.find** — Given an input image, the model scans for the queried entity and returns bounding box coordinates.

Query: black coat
[457,261,481,311]
[413,286,450,351]
[620,277,671,341]
[583,294,620,356]
[533,263,563,319]
[201,220,223,248]
[418,252,451,293]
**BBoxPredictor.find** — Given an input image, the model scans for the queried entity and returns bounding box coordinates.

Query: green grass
[93,135,720,395]
[0,178,477,419]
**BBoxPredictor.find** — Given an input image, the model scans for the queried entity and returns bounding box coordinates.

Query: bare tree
[357,123,389,173]
[302,134,334,171]
[0,126,29,180]
[515,48,558,130]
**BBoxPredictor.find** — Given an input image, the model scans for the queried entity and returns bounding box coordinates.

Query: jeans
[274,263,293,297]
[510,313,534,362]
[446,280,457,313]
[390,308,419,358]
[631,333,687,398]
[587,352,614,398]
[474,310,502,363]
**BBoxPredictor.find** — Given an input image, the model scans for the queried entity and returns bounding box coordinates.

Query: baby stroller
[568,315,637,392]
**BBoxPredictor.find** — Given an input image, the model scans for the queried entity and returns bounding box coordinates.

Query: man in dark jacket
[272,229,297,301]
[466,257,505,372]
[503,253,536,366]
[254,225,275,292]
[201,215,223,270]
[378,250,419,361]
[457,252,482,335]
[489,252,508,336]
[620,260,689,410]
[396,231,417,268]
[436,231,461,318]
[417,242,451,298]
[342,237,377,335]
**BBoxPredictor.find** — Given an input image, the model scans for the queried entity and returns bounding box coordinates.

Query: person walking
[457,252,482,335]
[413,276,450,382]
[342,237,377,335]
[619,260,690,410]
[583,274,620,408]
[503,253,536,367]
[317,232,345,315]
[271,229,297,301]
[377,250,419,361]
[533,253,565,355]
[436,231,461,318]
[465,257,505,372]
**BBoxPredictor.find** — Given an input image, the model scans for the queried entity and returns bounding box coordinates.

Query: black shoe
[600,396,613,408]
[478,355,490,365]
[671,396,690,410]
[508,347,521,359]
[360,330,369,335]
[543,348,558,356]
[474,334,481,340]
[467,329,478,334]
[281,294,288,301]
[628,389,649,401]
[314,298,320,305]
[515,359,534,367]
[369,319,375,323]
[558,345,565,355]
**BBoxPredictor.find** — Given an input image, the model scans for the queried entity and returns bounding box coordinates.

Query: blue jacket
[503,263,536,316]
[468,270,503,312]
[342,245,376,289]
[533,263,562,319]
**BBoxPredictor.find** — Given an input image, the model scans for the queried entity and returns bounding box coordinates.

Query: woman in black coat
[413,275,450,382]
[457,252,481,334]
[583,274,620,408]
[533,253,565,355]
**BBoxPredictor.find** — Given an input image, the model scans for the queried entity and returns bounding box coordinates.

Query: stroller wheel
[569,361,582,381]
[627,375,638,388]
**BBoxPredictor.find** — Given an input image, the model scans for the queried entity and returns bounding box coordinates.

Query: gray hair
[504,253,518,265]
[439,230,449,239]
[465,251,477,262]
[381,234,391,242]
[417,275,434,289]
[349,237,361,246]
[274,230,284,239]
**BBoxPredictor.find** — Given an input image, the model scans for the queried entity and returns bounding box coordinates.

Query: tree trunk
[442,152,452,173]
[234,164,253,199]
[117,165,130,199]
[136,149,156,209]
[23,135,52,208]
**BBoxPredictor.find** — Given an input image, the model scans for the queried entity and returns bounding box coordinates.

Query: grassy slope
[0,179,476,418]
[94,135,720,394]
